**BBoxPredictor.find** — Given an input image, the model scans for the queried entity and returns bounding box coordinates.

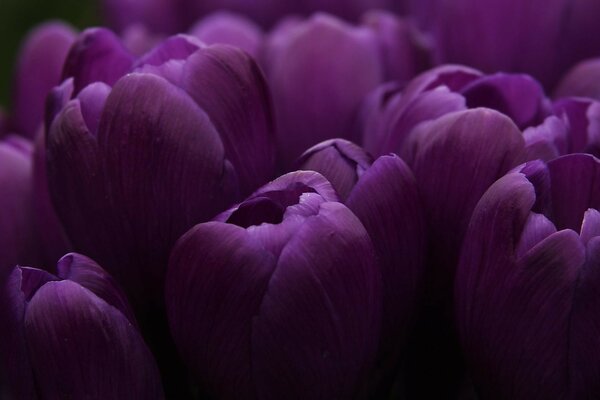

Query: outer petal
[97,73,237,301]
[182,45,275,195]
[167,222,277,399]
[190,12,264,58]
[555,58,600,100]
[297,139,372,201]
[404,108,525,281]
[264,14,383,168]
[25,280,164,399]
[11,22,76,137]
[62,28,134,94]
[548,154,600,231]
[252,202,382,400]
[56,253,136,325]
[346,155,425,374]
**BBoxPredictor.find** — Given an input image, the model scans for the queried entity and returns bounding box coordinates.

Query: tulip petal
[62,28,134,94]
[555,58,600,100]
[548,154,600,231]
[44,78,74,131]
[514,212,557,258]
[97,72,236,299]
[580,208,600,245]
[523,115,568,161]
[167,222,277,399]
[25,280,164,399]
[404,108,525,278]
[135,34,202,68]
[297,139,372,201]
[190,12,264,58]
[252,202,381,400]
[346,155,425,366]
[76,82,111,136]
[11,22,76,137]
[56,253,136,325]
[182,45,275,195]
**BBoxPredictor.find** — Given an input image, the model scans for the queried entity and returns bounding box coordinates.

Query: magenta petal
[11,22,76,137]
[182,45,275,195]
[167,222,276,399]
[62,28,134,94]
[252,202,381,399]
[25,280,164,399]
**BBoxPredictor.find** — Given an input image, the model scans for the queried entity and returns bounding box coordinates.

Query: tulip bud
[263,13,383,168]
[48,32,275,306]
[0,253,164,399]
[167,171,382,399]
[10,22,76,138]
[456,154,600,398]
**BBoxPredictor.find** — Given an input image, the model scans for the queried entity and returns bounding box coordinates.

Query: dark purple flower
[297,139,426,391]
[9,22,76,138]
[166,171,382,399]
[0,253,164,399]
[555,58,600,100]
[47,31,275,305]
[429,0,600,89]
[456,154,600,398]
[263,13,383,168]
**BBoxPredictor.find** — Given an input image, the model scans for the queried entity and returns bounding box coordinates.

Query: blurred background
[0,0,99,106]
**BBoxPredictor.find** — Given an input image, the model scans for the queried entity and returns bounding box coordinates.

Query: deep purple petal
[548,154,600,231]
[190,12,264,58]
[580,208,600,245]
[25,280,164,399]
[62,27,134,94]
[11,22,76,137]
[523,115,568,161]
[182,45,275,195]
[75,82,111,136]
[252,202,381,399]
[44,78,74,131]
[56,253,136,325]
[555,58,600,100]
[346,155,425,372]
[297,139,373,201]
[134,34,202,68]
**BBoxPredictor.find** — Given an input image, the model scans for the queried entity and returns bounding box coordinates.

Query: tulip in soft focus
[429,0,600,89]
[297,139,425,391]
[47,29,275,306]
[555,58,600,101]
[456,154,600,398]
[0,253,164,399]
[166,171,382,399]
[9,22,77,138]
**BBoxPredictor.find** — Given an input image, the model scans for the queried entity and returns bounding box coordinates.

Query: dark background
[0,0,99,107]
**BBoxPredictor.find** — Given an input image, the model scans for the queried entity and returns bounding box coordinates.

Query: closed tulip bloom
[364,66,574,162]
[298,139,425,390]
[456,154,600,398]
[47,31,275,305]
[431,0,600,89]
[555,58,600,100]
[0,253,164,399]
[264,13,383,168]
[10,22,76,138]
[167,171,382,399]
[189,12,264,58]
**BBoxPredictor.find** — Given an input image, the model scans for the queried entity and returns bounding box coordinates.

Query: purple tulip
[0,253,164,399]
[9,22,76,138]
[297,139,426,391]
[263,13,383,168]
[555,58,600,100]
[166,171,382,399]
[47,31,275,305]
[456,154,600,398]
[430,0,600,89]
[189,12,264,59]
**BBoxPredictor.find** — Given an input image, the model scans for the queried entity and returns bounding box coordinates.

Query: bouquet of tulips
[2,0,600,398]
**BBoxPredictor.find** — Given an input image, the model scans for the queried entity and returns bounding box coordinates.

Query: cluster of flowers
[2,0,600,398]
